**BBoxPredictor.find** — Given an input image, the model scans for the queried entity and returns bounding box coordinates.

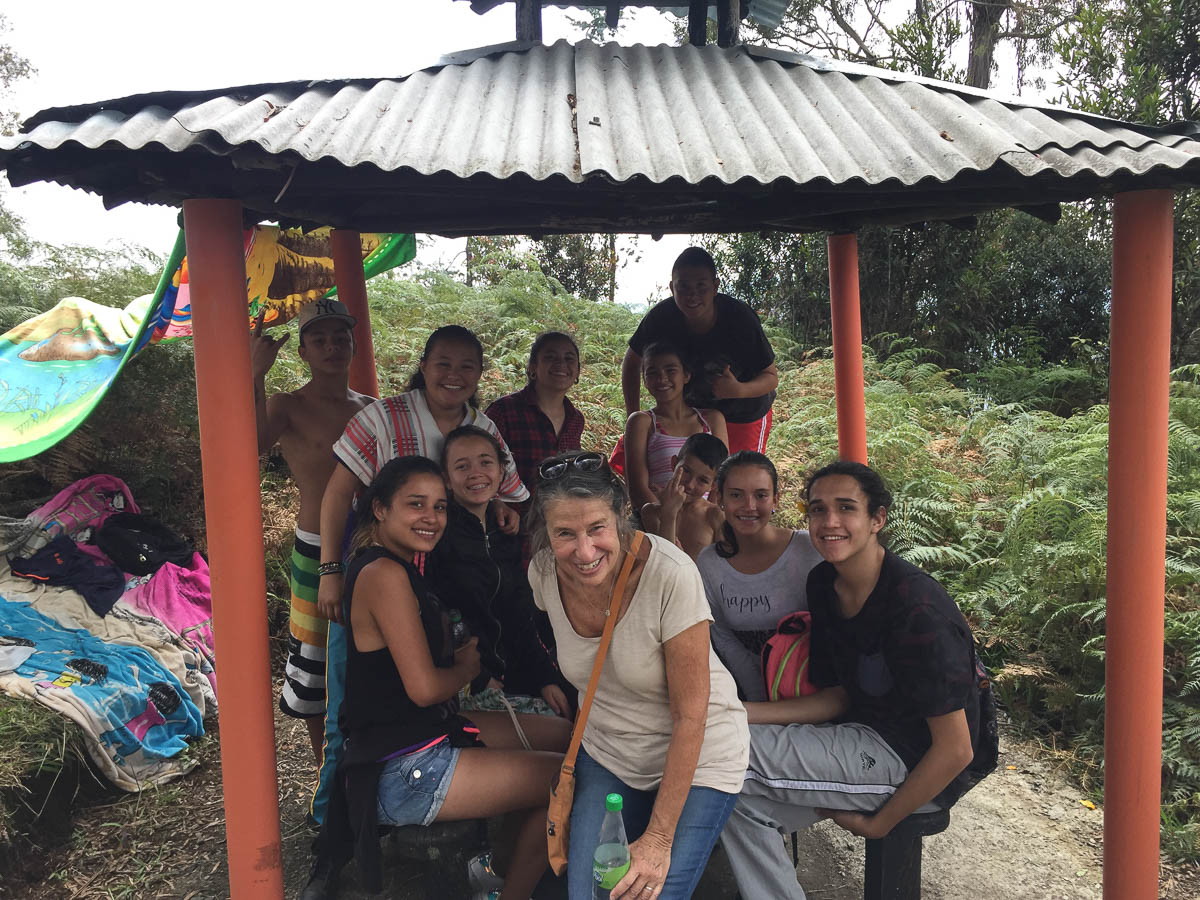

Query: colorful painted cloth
[0,598,205,791]
[0,293,158,463]
[1,228,415,463]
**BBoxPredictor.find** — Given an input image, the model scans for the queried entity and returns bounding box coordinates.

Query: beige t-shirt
[531,534,749,794]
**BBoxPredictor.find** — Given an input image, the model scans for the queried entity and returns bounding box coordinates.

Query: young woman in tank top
[624,341,728,512]
[305,456,565,900]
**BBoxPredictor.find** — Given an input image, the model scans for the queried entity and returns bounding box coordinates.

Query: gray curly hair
[526,451,634,572]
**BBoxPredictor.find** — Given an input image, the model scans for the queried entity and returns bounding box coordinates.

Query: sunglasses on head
[538,452,607,481]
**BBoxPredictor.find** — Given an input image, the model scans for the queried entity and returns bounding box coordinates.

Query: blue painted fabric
[0,598,204,778]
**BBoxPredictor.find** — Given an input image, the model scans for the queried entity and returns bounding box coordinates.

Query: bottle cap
[605,792,623,812]
[449,610,462,623]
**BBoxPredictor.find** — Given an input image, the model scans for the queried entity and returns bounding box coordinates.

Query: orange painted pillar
[828,232,868,463]
[183,199,284,900]
[1105,189,1173,900]
[331,229,380,397]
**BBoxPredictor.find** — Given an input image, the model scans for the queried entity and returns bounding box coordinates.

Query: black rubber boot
[297,854,341,900]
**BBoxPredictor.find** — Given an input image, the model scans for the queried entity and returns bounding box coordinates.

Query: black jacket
[427,502,568,699]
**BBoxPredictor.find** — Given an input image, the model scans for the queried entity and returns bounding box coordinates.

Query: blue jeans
[567,746,737,900]
[310,620,347,824]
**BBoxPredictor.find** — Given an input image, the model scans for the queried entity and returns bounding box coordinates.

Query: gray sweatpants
[720,722,935,900]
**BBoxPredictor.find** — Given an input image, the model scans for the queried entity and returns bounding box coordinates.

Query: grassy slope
[0,265,1197,862]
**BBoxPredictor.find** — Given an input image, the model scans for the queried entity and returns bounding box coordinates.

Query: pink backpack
[761,610,818,701]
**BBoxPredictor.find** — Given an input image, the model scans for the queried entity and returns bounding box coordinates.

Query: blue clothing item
[567,746,737,900]
[310,505,360,825]
[375,737,462,826]
[311,619,346,824]
[0,599,203,779]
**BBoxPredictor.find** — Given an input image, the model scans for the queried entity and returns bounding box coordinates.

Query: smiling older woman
[526,451,749,900]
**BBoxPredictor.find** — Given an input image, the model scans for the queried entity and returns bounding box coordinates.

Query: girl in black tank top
[307,456,568,900]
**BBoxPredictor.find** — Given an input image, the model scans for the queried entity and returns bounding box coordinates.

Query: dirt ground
[6,706,1198,900]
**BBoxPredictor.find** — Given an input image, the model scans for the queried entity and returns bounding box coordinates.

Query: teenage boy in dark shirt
[719,462,980,900]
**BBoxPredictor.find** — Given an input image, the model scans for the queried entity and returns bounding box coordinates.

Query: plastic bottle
[593,792,631,899]
[449,610,470,648]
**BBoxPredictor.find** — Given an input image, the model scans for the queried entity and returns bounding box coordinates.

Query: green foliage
[768,335,1200,859]
[0,242,162,332]
[1055,0,1200,365]
[0,13,33,136]
[706,206,1113,390]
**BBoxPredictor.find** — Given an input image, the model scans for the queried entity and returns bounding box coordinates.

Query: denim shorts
[376,737,462,827]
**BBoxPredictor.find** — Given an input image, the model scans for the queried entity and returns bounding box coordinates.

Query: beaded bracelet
[317,561,344,577]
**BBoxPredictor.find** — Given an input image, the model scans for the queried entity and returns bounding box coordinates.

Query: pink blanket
[121,553,216,692]
[28,474,139,548]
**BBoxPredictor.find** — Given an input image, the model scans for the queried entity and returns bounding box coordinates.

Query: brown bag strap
[560,531,645,772]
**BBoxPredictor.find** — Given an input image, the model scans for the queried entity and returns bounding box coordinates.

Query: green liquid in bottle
[593,843,631,892]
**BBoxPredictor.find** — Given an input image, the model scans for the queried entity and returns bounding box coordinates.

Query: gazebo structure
[2,11,1198,900]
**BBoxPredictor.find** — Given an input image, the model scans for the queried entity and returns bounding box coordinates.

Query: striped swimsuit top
[645,408,711,492]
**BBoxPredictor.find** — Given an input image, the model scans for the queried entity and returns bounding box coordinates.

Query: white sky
[2,1,689,306]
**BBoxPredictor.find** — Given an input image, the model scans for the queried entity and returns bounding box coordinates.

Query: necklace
[563,550,626,612]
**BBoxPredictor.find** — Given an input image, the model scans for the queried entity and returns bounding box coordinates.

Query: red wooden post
[330,229,380,398]
[828,232,868,463]
[183,199,284,899]
[1104,189,1173,900]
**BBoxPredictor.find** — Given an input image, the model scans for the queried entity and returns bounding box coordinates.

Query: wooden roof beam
[717,0,741,47]
[516,0,542,42]
[689,0,707,45]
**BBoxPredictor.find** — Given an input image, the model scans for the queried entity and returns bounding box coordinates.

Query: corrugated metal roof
[3,40,1198,236]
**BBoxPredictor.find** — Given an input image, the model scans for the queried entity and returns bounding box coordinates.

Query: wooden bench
[298,819,488,899]
[777,809,951,900]
[862,809,951,900]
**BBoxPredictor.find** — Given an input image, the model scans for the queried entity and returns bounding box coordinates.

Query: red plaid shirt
[485,385,586,493]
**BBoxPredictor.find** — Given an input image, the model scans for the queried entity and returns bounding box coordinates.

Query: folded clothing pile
[0,475,215,791]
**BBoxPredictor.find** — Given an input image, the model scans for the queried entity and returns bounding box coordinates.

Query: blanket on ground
[121,553,217,694]
[0,475,217,790]
[0,598,204,791]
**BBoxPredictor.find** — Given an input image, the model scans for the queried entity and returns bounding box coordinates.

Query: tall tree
[0,14,33,259]
[1056,0,1200,363]
[749,0,1076,90]
[534,233,641,302]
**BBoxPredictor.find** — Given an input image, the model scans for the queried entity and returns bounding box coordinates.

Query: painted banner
[0,227,416,462]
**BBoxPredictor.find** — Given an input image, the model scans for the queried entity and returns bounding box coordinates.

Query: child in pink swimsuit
[624,341,729,512]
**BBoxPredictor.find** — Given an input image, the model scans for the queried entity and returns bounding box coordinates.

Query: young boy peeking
[641,432,729,561]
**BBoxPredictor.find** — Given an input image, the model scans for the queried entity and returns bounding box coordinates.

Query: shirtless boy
[641,432,728,560]
[252,298,373,760]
